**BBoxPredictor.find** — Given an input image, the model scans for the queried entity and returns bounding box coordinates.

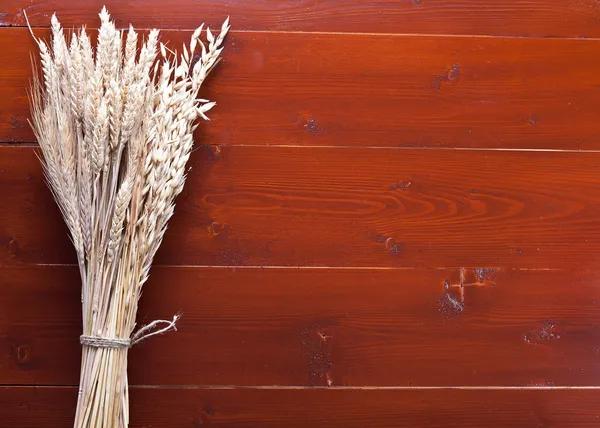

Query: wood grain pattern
[3,386,600,427]
[3,266,600,387]
[3,29,600,149]
[4,0,600,38]
[2,0,600,425]
[3,146,600,269]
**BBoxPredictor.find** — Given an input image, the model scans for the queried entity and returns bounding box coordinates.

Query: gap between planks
[25,264,562,271]
[2,384,600,390]
[6,26,600,42]
[3,143,600,153]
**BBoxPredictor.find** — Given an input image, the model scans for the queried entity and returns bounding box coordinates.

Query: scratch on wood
[433,64,460,90]
[10,342,31,367]
[8,239,19,256]
[384,237,402,254]
[474,268,498,283]
[391,179,412,191]
[208,221,223,236]
[524,321,561,345]
[529,114,537,126]
[317,330,331,343]
[303,117,323,136]
[216,246,247,266]
[440,268,497,315]
[204,144,221,161]
[301,320,334,386]
[439,292,464,315]
[528,380,556,387]
[325,372,333,387]
[193,404,216,426]
[11,114,25,130]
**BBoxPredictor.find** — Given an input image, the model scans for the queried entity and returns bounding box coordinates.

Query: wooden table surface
[3,1,600,426]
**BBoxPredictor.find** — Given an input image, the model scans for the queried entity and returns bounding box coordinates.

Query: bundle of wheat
[28,8,229,427]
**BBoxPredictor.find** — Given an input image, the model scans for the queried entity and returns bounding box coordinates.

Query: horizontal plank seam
[3,263,563,271]
[5,26,600,42]
[0,143,38,148]
[128,385,600,390]
[3,143,600,153]
[1,384,599,390]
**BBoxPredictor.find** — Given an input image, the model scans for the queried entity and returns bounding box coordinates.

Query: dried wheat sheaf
[28,7,229,427]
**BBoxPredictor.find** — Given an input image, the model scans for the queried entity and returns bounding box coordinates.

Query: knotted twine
[79,315,180,349]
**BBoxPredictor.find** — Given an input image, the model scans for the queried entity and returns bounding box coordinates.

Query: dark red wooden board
[3,386,600,427]
[3,29,600,149]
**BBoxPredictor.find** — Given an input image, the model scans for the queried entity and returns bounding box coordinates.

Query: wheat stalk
[28,8,229,427]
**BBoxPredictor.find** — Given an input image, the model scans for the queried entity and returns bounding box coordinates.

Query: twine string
[80,315,180,349]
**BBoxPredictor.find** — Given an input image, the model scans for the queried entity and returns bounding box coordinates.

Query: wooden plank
[3,146,600,269]
[4,0,600,38]
[3,386,600,427]
[3,29,600,150]
[3,266,600,386]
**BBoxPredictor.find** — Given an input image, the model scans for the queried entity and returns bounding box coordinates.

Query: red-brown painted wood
[3,146,600,269]
[3,29,600,149]
[4,0,600,38]
[3,266,600,386]
[3,386,600,427]
[2,0,600,425]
